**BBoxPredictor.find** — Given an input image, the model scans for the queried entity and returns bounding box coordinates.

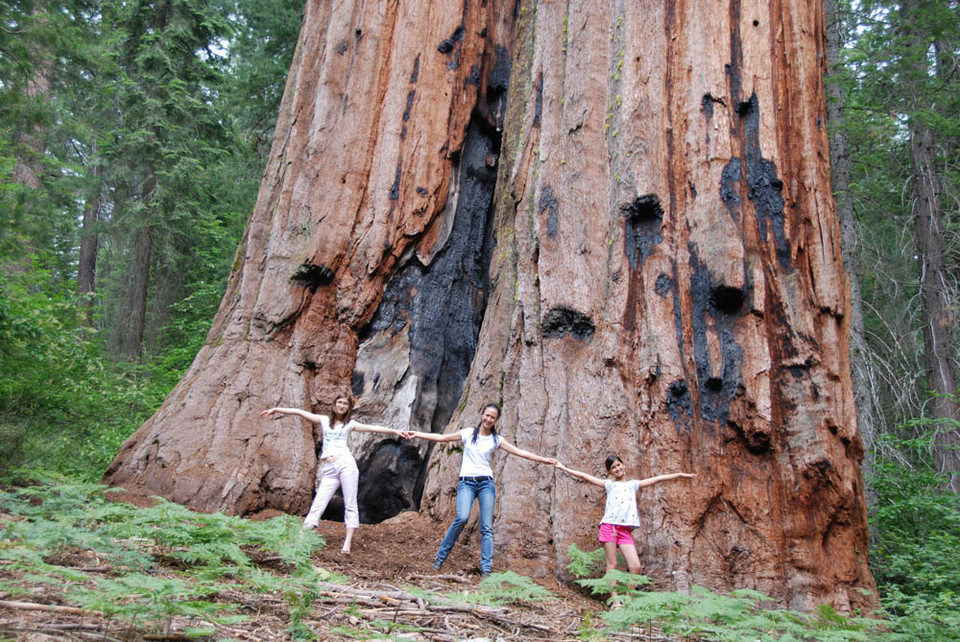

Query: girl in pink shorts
[555,455,695,577]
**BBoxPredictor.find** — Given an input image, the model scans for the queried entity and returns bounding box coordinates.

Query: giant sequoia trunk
[105,0,877,610]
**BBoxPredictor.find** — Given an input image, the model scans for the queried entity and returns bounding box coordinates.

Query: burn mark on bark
[689,248,745,425]
[713,285,744,314]
[667,379,693,422]
[410,55,420,83]
[356,116,498,520]
[622,194,664,270]
[437,25,464,54]
[336,40,348,55]
[701,93,724,119]
[739,96,790,269]
[291,262,334,291]
[466,64,482,87]
[726,6,791,270]
[540,184,559,237]
[437,25,464,70]
[533,71,543,128]
[720,158,742,221]
[389,163,402,200]
[354,441,426,523]
[655,273,672,298]
[720,97,789,268]
[486,45,511,131]
[403,90,415,122]
[541,307,595,340]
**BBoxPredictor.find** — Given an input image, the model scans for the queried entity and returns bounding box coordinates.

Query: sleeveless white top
[317,416,357,460]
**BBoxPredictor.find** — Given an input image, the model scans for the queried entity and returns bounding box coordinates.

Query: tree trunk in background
[119,221,152,360]
[902,0,960,491]
[78,141,101,327]
[105,0,877,611]
[118,164,156,361]
[824,0,876,501]
[11,20,48,191]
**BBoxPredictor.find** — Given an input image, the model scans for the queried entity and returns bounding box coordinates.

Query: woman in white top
[406,403,557,577]
[555,455,695,577]
[260,393,404,554]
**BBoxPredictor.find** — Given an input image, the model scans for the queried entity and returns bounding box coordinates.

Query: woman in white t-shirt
[407,403,557,577]
[555,455,695,578]
[260,393,404,554]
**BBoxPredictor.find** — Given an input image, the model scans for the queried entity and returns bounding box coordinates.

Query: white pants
[303,455,360,530]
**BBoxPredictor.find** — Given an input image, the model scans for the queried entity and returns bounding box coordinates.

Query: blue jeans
[435,477,496,573]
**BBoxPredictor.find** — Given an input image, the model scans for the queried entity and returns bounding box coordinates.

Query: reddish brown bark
[105,0,877,611]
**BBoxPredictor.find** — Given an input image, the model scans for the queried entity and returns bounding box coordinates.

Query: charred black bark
[346,115,499,523]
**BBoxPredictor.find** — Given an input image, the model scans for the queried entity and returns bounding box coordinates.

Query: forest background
[0,0,957,638]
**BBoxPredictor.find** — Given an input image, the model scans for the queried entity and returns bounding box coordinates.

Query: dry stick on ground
[310,579,566,636]
[0,599,98,615]
[409,572,472,584]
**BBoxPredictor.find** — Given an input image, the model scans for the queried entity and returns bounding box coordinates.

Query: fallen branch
[0,599,97,616]
[409,573,472,584]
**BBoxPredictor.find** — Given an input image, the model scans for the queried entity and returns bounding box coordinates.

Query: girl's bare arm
[636,472,697,488]
[554,463,606,487]
[404,430,462,443]
[499,440,558,465]
[259,407,324,423]
[352,421,403,436]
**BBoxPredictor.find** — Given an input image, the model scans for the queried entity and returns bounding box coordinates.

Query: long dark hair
[330,392,355,423]
[471,403,501,444]
[605,454,623,471]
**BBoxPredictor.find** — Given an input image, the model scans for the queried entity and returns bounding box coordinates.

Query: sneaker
[432,559,443,571]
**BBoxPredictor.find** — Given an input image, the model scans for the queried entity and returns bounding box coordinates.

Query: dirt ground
[0,490,616,641]
[304,510,571,586]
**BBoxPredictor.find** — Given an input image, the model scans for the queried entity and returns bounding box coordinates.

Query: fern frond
[470,570,556,605]
[565,542,606,579]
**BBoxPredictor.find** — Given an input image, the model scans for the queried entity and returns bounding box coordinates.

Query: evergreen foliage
[868,421,960,640]
[0,0,304,480]
[833,0,960,435]
[566,546,880,641]
[0,475,325,636]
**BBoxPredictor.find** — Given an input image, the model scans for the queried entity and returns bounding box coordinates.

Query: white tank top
[317,416,357,460]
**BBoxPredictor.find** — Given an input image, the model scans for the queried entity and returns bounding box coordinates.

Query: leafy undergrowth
[0,477,901,641]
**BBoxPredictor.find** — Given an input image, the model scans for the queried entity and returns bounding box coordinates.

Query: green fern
[471,570,557,605]
[0,478,328,636]
[566,542,606,578]
[597,586,877,641]
[576,568,653,597]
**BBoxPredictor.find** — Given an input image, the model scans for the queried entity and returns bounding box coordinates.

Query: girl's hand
[259,408,277,418]
[543,457,558,465]
[398,430,416,439]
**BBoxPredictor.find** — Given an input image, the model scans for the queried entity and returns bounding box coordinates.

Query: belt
[460,475,493,482]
